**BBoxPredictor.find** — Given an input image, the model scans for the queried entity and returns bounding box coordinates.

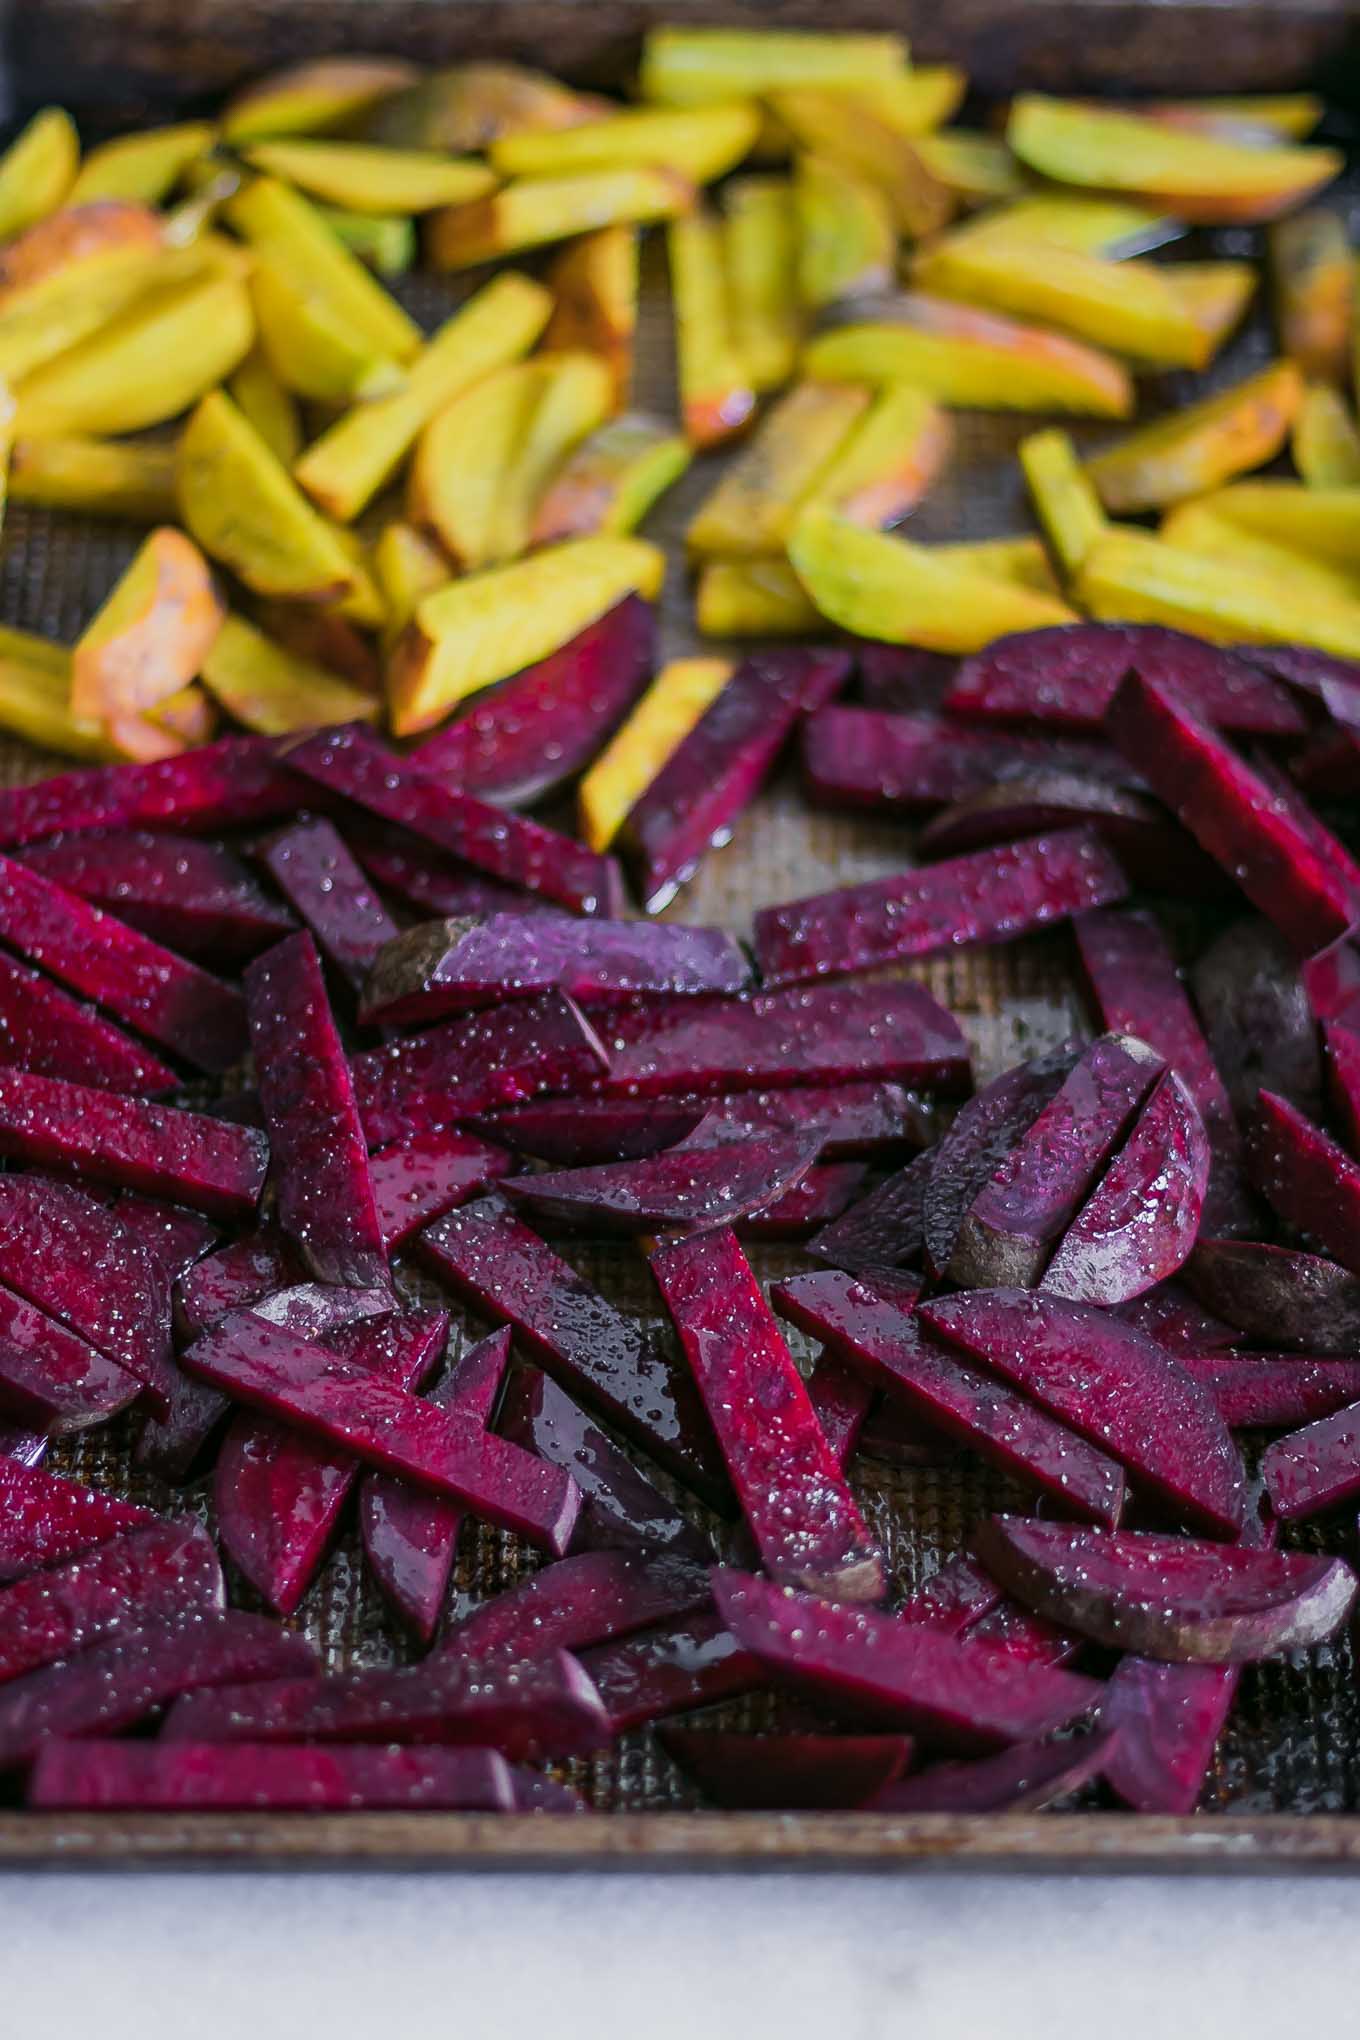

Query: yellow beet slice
[1137,95,1324,141]
[795,154,894,311]
[858,68,966,138]
[408,362,542,571]
[144,684,219,749]
[1020,428,1107,578]
[246,140,495,215]
[668,209,757,449]
[490,102,759,185]
[388,535,664,736]
[0,206,167,383]
[227,348,302,467]
[429,166,693,270]
[226,176,421,364]
[978,193,1178,259]
[10,434,178,520]
[1077,527,1360,656]
[773,90,953,239]
[1294,383,1360,487]
[294,270,552,521]
[941,536,1064,597]
[639,28,908,107]
[695,558,819,637]
[807,383,952,530]
[1162,262,1256,360]
[0,110,78,240]
[222,57,420,145]
[1085,361,1302,514]
[915,133,1025,207]
[358,62,608,150]
[687,381,870,559]
[531,413,691,546]
[1159,499,1360,609]
[1184,479,1360,565]
[723,177,800,392]
[578,655,736,849]
[805,293,1133,417]
[1008,94,1341,224]
[0,634,113,761]
[543,227,639,411]
[200,613,379,735]
[788,504,1076,651]
[70,125,215,206]
[1271,210,1352,385]
[250,252,405,406]
[372,520,450,643]
[71,529,224,728]
[486,353,614,564]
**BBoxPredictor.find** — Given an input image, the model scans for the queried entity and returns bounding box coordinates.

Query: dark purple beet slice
[285,722,623,917]
[358,1327,510,1643]
[496,1367,714,1563]
[417,1197,726,1507]
[712,1570,1100,1754]
[588,981,970,1098]
[411,594,656,806]
[661,1726,913,1809]
[1262,1401,1360,1520]
[0,737,302,850]
[20,831,294,962]
[857,644,956,712]
[578,1609,766,1734]
[1100,1656,1235,1812]
[503,1133,823,1237]
[915,772,1221,897]
[369,1128,514,1250]
[0,1285,140,1434]
[258,818,399,994]
[346,822,547,921]
[173,1230,300,1341]
[922,1047,1080,1280]
[184,1307,579,1555]
[215,1310,447,1617]
[868,1730,1114,1813]
[111,1194,218,1282]
[973,1513,1355,1660]
[0,1461,156,1583]
[247,931,386,1288]
[772,1268,1125,1526]
[0,1611,319,1772]
[0,851,246,1073]
[619,647,851,912]
[801,706,1133,815]
[1191,917,1322,1124]
[1179,1351,1360,1428]
[1326,1021,1360,1155]
[945,624,1306,735]
[652,1230,884,1601]
[0,950,178,1095]
[805,1353,874,1467]
[921,1288,1245,1536]
[1107,671,1354,955]
[29,1738,515,1812]
[1186,1239,1360,1354]
[478,1083,935,1165]
[1111,1282,1238,1356]
[477,1097,711,1165]
[948,1034,1164,1289]
[899,1556,1006,1633]
[1248,1089,1360,1278]
[440,1549,711,1664]
[807,1150,932,1274]
[352,990,610,1147]
[360,912,752,1026]
[753,827,1129,986]
[0,1517,222,1685]
[739,1162,867,1240]
[0,1070,268,1221]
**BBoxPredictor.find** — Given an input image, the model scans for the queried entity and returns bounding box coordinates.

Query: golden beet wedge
[1085,360,1303,514]
[723,177,800,393]
[221,57,420,145]
[687,381,870,559]
[71,529,224,730]
[145,684,218,749]
[294,270,552,521]
[10,434,179,521]
[788,504,1076,651]
[1007,94,1341,224]
[245,140,496,215]
[639,28,909,107]
[668,210,757,448]
[0,632,113,762]
[227,348,302,467]
[490,102,760,185]
[1293,383,1360,487]
[70,124,216,206]
[578,655,736,850]
[358,62,608,150]
[543,227,639,411]
[1179,479,1360,566]
[200,614,380,736]
[485,353,615,564]
[250,253,406,406]
[858,68,966,138]
[372,520,450,643]
[695,558,819,637]
[975,194,1179,259]
[388,535,664,736]
[1019,428,1107,579]
[1162,262,1256,358]
[805,293,1133,417]
[914,131,1025,208]
[429,166,693,270]
[0,110,78,241]
[1076,526,1360,658]
[226,176,422,364]
[795,154,894,311]
[1158,500,1360,610]
[531,414,691,546]
[939,536,1063,597]
[1271,210,1353,386]
[408,362,543,570]
[0,204,168,383]
[807,383,952,530]
[773,90,953,239]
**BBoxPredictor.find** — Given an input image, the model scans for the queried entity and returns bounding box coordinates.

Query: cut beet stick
[868,1731,1115,1815]
[0,1517,223,1685]
[20,831,295,963]
[921,1047,1080,1280]
[503,1133,822,1237]
[369,1128,514,1250]
[772,1269,1125,1526]
[806,1150,932,1274]
[360,913,752,1027]
[478,1096,712,1166]
[898,1557,1007,1634]
[712,1570,1101,1755]
[0,851,246,1073]
[920,1288,1245,1537]
[1247,1089,1360,1279]
[0,1070,268,1220]
[359,1327,510,1643]
[0,1460,156,1583]
[801,706,1134,815]
[173,1230,300,1342]
[650,1229,884,1601]
[752,827,1129,986]
[578,1609,767,1735]
[1186,1239,1360,1354]
[346,823,547,922]
[1110,1281,1237,1357]
[284,722,623,918]
[111,1195,218,1283]
[0,950,177,1095]
[857,644,956,713]
[412,594,656,807]
[739,1162,867,1240]
[1262,1401,1360,1521]
[0,738,303,851]
[478,1083,935,1166]
[418,1197,727,1507]
[182,1308,580,1556]
[0,1286,140,1435]
[439,1550,711,1664]
[246,931,386,1288]
[351,990,609,1147]
[29,1739,515,1812]
[257,818,399,995]
[1178,1351,1360,1430]
[1106,671,1355,956]
[661,1727,914,1810]
[617,647,851,912]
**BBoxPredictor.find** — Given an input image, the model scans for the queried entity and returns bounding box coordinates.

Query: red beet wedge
[804,1354,874,1468]
[661,1727,914,1810]
[0,1287,140,1434]
[439,1549,711,1663]
[868,1730,1114,1814]
[916,772,1217,898]
[578,1609,766,1734]
[740,1162,867,1240]
[0,950,177,1095]
[347,823,548,921]
[0,1517,222,1685]
[475,1096,710,1165]
[921,1046,1080,1279]
[174,1230,299,1341]
[1186,1240,1360,1354]
[1261,1400,1360,1520]
[857,644,955,712]
[368,1129,514,1249]
[0,1461,156,1583]
[1247,1089,1360,1279]
[807,1150,932,1274]
[29,1739,515,1811]
[1111,1281,1238,1356]
[801,705,1133,814]
[0,737,302,850]
[111,1194,218,1281]
[899,1556,1007,1635]
[503,1133,822,1237]
[479,1084,934,1166]
[20,830,295,962]
[258,818,399,994]
[1178,1352,1360,1429]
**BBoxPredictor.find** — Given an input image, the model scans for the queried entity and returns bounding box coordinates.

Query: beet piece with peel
[0,950,178,1095]
[578,1610,767,1735]
[945,624,1306,736]
[0,737,302,851]
[352,991,610,1147]
[922,1047,1080,1279]
[974,1514,1356,1662]
[0,1070,269,1221]
[358,1327,510,1643]
[112,1195,218,1282]
[440,1550,711,1664]
[1247,1090,1360,1279]
[661,1727,914,1810]
[20,831,295,963]
[801,706,1133,815]
[868,1730,1115,1814]
[347,824,547,922]
[740,1162,867,1240]
[1262,1402,1360,1520]
[368,1129,514,1249]
[258,819,399,994]
[921,1288,1245,1536]
[29,1739,515,1812]
[503,1134,823,1237]
[0,1517,222,1685]
[807,1150,932,1274]
[0,1286,140,1435]
[1191,917,1322,1124]
[1178,1352,1360,1429]
[949,1033,1164,1289]
[417,1198,726,1507]
[411,595,656,806]
[713,1570,1101,1755]
[1107,672,1355,956]
[0,1461,156,1583]
[479,1084,934,1166]
[772,1270,1125,1526]
[753,828,1130,986]
[360,912,752,1026]
[284,723,624,918]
